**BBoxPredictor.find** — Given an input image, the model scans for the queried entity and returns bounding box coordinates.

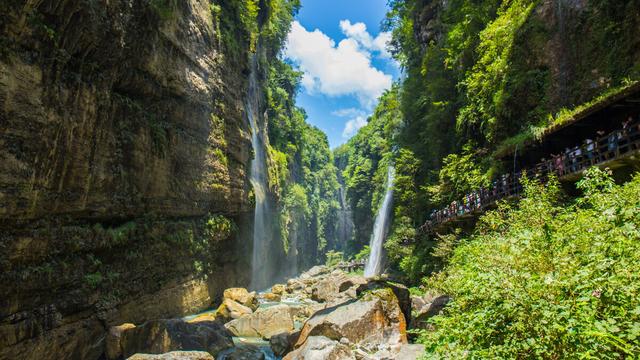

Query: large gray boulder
[224,304,294,339]
[108,319,233,360]
[283,336,355,360]
[294,289,408,348]
[127,351,214,360]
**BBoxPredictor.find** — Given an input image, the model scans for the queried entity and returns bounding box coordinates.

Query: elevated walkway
[422,85,640,234]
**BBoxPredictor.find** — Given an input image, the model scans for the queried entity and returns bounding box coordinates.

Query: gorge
[2,0,640,359]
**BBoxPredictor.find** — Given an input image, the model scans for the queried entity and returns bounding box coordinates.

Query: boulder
[311,276,344,303]
[286,279,305,293]
[270,331,300,357]
[356,280,411,326]
[261,292,282,302]
[337,276,368,293]
[107,323,136,359]
[311,274,367,303]
[295,289,407,348]
[301,265,330,279]
[109,319,233,359]
[127,351,214,360]
[288,303,325,322]
[283,336,355,360]
[413,295,452,329]
[223,288,258,310]
[411,295,427,313]
[271,284,286,295]
[216,299,253,322]
[225,304,294,339]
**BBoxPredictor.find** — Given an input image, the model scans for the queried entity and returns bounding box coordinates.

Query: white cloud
[339,20,391,58]
[342,116,368,138]
[332,108,366,117]
[285,21,393,108]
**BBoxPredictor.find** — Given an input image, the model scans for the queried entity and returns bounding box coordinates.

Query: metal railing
[422,120,640,232]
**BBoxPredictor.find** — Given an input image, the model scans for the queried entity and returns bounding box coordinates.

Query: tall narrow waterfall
[336,186,354,249]
[247,56,275,290]
[364,166,395,277]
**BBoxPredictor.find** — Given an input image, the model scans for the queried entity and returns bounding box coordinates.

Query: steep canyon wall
[0,1,264,358]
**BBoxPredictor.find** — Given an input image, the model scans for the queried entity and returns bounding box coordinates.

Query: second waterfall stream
[364,165,395,277]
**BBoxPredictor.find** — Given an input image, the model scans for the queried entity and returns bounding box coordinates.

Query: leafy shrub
[353,245,371,262]
[205,215,235,242]
[418,169,640,358]
[325,250,344,268]
[84,272,103,289]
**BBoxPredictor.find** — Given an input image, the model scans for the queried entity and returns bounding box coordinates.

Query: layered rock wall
[0,1,257,358]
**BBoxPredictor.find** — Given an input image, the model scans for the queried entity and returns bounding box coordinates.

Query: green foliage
[205,215,235,242]
[325,250,344,268]
[353,245,370,262]
[265,59,341,266]
[341,87,402,250]
[84,272,103,289]
[417,170,640,358]
[427,145,491,207]
[150,0,178,21]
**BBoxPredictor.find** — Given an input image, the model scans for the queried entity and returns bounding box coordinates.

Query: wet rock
[270,331,300,357]
[223,288,258,310]
[295,288,408,348]
[413,295,452,329]
[127,351,214,360]
[283,336,355,360]
[271,284,286,295]
[220,345,266,360]
[225,304,294,339]
[216,299,253,322]
[110,319,233,359]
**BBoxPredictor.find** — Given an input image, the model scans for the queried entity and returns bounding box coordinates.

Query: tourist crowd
[427,116,640,227]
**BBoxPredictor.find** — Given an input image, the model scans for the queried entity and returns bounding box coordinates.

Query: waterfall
[336,186,354,249]
[364,166,395,277]
[247,55,275,290]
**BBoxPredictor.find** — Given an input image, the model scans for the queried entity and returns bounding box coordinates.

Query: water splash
[364,166,395,277]
[247,55,275,290]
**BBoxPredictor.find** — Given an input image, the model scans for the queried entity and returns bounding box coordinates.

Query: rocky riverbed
[106,265,448,359]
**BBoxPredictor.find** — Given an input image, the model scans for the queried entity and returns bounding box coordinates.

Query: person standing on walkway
[585,138,595,165]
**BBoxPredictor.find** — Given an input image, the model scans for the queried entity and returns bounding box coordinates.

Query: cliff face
[0,1,259,358]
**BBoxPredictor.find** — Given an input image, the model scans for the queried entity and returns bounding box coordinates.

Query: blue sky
[284,0,400,148]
